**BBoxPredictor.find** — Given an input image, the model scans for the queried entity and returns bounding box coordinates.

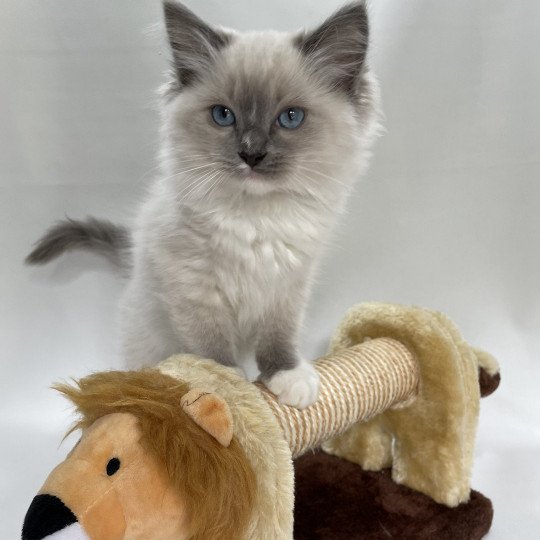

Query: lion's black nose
[22,494,77,539]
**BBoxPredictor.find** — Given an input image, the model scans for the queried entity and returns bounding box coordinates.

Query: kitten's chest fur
[144,191,327,326]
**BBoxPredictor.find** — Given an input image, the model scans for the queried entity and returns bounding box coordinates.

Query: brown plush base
[294,450,493,540]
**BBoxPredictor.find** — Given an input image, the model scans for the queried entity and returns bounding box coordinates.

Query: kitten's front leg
[257,322,320,410]
[169,300,240,370]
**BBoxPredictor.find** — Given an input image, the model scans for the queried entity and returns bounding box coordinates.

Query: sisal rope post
[257,337,419,458]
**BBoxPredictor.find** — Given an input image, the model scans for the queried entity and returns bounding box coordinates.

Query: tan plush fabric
[322,302,481,507]
[158,355,294,540]
[473,347,500,376]
[257,338,419,458]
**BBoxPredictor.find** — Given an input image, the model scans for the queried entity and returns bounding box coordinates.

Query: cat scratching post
[257,338,418,458]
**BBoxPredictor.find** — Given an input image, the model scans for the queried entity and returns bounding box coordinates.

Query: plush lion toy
[22,370,257,540]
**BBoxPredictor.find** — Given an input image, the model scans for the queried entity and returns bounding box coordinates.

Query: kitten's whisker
[162,169,210,185]
[169,163,217,175]
[168,163,213,171]
[176,155,224,161]
[175,168,219,200]
[289,172,334,210]
[296,166,349,188]
[173,151,227,160]
[300,159,344,166]
[176,176,205,200]
[163,163,216,186]
[178,176,215,201]
[181,168,224,200]
[196,170,222,198]
[201,171,227,200]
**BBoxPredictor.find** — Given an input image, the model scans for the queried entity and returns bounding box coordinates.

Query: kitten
[26,1,380,408]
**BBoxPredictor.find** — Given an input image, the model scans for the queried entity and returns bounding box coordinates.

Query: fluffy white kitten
[27,1,380,408]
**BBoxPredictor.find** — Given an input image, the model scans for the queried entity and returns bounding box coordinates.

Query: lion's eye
[106,457,121,476]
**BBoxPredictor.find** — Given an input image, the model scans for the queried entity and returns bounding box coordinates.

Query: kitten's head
[161,1,380,203]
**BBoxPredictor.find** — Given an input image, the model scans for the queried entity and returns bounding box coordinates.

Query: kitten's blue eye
[211,105,235,126]
[277,107,305,129]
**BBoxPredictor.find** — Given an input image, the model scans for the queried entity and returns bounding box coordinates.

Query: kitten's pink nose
[239,152,267,168]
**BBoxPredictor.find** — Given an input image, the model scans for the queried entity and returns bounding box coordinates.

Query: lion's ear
[181,388,233,447]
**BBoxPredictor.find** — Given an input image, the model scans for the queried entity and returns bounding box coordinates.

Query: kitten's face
[162,2,378,200]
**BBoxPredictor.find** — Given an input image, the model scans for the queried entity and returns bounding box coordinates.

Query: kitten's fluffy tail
[25,217,131,269]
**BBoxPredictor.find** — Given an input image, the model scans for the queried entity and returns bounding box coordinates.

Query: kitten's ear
[163,1,230,88]
[295,2,369,95]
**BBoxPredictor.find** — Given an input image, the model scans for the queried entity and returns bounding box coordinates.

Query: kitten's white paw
[264,362,320,409]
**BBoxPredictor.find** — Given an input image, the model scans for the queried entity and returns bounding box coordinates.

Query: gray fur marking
[294,2,369,95]
[25,217,131,268]
[163,0,232,88]
[257,339,298,380]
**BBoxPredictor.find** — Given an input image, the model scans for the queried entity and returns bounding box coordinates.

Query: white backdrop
[1,1,539,537]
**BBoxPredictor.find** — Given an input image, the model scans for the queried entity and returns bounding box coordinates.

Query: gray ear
[295,2,369,95]
[163,1,231,88]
